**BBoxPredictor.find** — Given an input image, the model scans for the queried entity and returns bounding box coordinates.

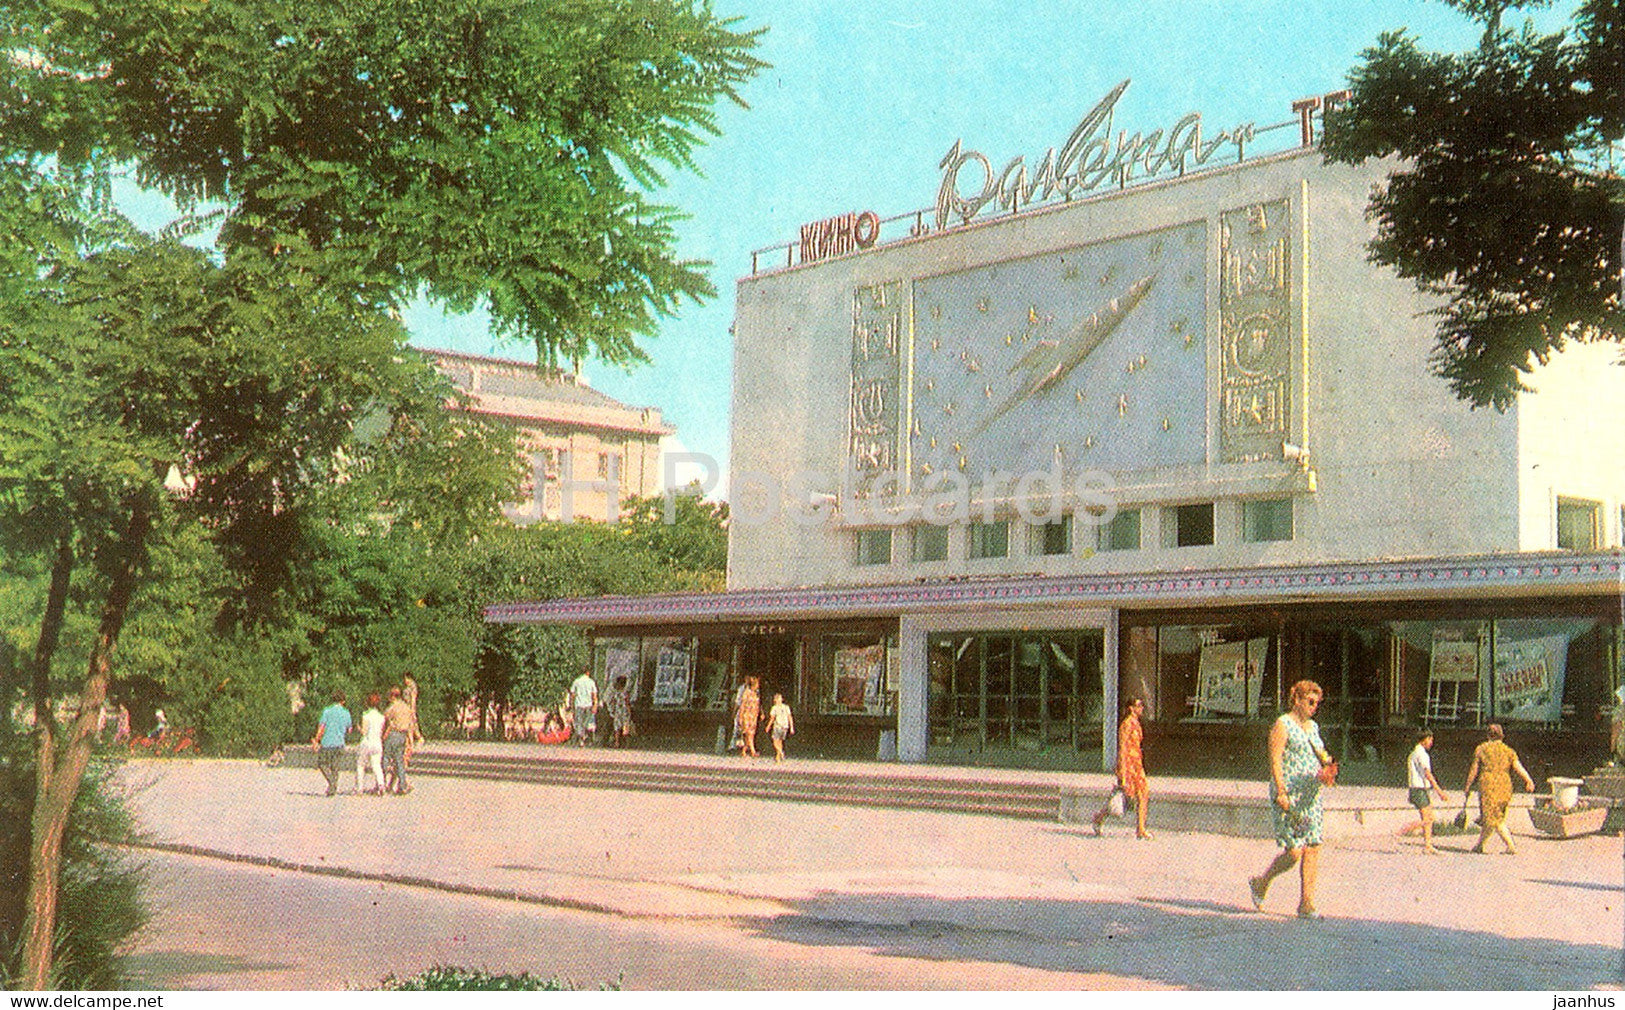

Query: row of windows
[854,499,1295,565]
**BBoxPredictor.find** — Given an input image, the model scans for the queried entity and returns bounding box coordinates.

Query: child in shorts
[767,693,795,762]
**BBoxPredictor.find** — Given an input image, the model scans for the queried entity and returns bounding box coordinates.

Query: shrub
[377,965,615,990]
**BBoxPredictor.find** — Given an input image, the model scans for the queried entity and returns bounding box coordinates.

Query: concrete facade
[727,149,1625,591]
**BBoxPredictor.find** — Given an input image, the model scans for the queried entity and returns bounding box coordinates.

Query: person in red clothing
[1092,697,1151,839]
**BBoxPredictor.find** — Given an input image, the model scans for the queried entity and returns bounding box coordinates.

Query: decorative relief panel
[848,281,904,480]
[909,221,1207,487]
[1219,200,1292,463]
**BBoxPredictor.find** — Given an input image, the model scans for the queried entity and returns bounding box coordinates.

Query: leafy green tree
[1,0,762,985]
[1,0,765,369]
[1322,0,1624,408]
[618,485,729,581]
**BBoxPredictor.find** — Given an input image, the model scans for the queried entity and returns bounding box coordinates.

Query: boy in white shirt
[767,694,794,762]
[1405,730,1449,853]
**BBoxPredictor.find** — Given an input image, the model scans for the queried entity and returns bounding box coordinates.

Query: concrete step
[409,751,1062,821]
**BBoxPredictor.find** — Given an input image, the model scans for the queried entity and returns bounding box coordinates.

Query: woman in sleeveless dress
[1092,698,1151,838]
[1248,679,1337,919]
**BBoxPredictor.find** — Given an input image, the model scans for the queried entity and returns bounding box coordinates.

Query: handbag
[1106,787,1126,817]
[1451,790,1471,829]
[1317,760,1339,786]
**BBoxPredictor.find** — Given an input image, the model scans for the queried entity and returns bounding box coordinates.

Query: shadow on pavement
[122,949,296,985]
[746,892,1618,989]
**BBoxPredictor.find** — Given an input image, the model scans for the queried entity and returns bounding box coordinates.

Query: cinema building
[487,85,1625,777]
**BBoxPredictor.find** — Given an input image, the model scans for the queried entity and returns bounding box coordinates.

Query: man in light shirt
[569,667,598,746]
[310,690,352,798]
[382,686,414,794]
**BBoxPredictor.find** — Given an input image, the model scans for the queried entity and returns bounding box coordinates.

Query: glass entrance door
[927,629,1104,762]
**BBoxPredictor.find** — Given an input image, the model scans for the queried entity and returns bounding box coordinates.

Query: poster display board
[603,644,639,700]
[833,643,886,714]
[1494,633,1570,723]
[1194,637,1268,717]
[651,643,695,708]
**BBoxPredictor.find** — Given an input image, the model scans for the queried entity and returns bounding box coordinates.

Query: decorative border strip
[485,551,1625,626]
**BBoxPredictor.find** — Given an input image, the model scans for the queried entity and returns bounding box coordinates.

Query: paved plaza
[114,756,1625,989]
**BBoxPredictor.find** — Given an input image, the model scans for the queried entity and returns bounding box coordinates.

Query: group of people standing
[566,667,636,748]
[1092,678,1545,920]
[311,678,422,797]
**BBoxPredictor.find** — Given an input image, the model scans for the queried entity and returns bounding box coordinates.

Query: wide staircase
[409,744,1064,821]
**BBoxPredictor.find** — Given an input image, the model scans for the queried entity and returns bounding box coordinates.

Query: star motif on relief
[1117,394,1129,416]
[930,305,943,322]
[943,400,957,417]
[976,298,990,313]
[1062,264,1081,281]
[930,337,941,351]
[1098,264,1119,286]
[1148,239,1165,259]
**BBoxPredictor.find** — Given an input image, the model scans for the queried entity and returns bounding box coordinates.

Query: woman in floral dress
[1463,723,1536,854]
[606,676,634,748]
[735,676,762,758]
[1092,698,1151,838]
[1248,679,1336,919]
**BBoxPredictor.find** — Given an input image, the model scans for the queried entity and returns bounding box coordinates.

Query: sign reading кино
[934,79,1258,230]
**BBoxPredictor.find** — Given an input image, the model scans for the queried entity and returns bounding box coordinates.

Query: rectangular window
[1164,502,1215,548]
[967,520,1009,559]
[1242,498,1294,543]
[1556,497,1600,551]
[911,524,949,562]
[1030,514,1072,556]
[596,451,620,480]
[1096,509,1141,552]
[855,528,893,566]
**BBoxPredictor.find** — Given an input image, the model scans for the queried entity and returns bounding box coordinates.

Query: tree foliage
[0,0,766,369]
[1322,0,1624,408]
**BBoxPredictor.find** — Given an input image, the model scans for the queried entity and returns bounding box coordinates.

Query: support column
[897,616,929,763]
[1102,608,1120,772]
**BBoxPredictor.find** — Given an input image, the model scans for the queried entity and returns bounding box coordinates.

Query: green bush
[164,635,294,756]
[0,728,149,989]
[377,965,616,990]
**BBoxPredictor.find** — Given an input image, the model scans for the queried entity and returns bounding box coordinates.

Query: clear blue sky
[399,1,1565,477]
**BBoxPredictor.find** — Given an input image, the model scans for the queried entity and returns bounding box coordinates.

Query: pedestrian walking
[569,667,599,746]
[153,707,168,742]
[607,676,634,748]
[354,693,386,795]
[1402,730,1449,853]
[114,703,130,744]
[1092,697,1151,839]
[1463,723,1536,854]
[735,676,762,758]
[767,693,794,761]
[310,690,352,797]
[382,686,414,794]
[1248,679,1338,919]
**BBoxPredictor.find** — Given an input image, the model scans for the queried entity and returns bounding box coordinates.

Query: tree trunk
[19,498,149,990]
[30,530,75,727]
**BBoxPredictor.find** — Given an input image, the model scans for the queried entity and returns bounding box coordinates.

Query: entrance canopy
[485,550,1624,627]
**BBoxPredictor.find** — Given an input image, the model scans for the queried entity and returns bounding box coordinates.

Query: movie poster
[1195,637,1268,717]
[652,642,694,708]
[1494,634,1570,723]
[834,643,886,714]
